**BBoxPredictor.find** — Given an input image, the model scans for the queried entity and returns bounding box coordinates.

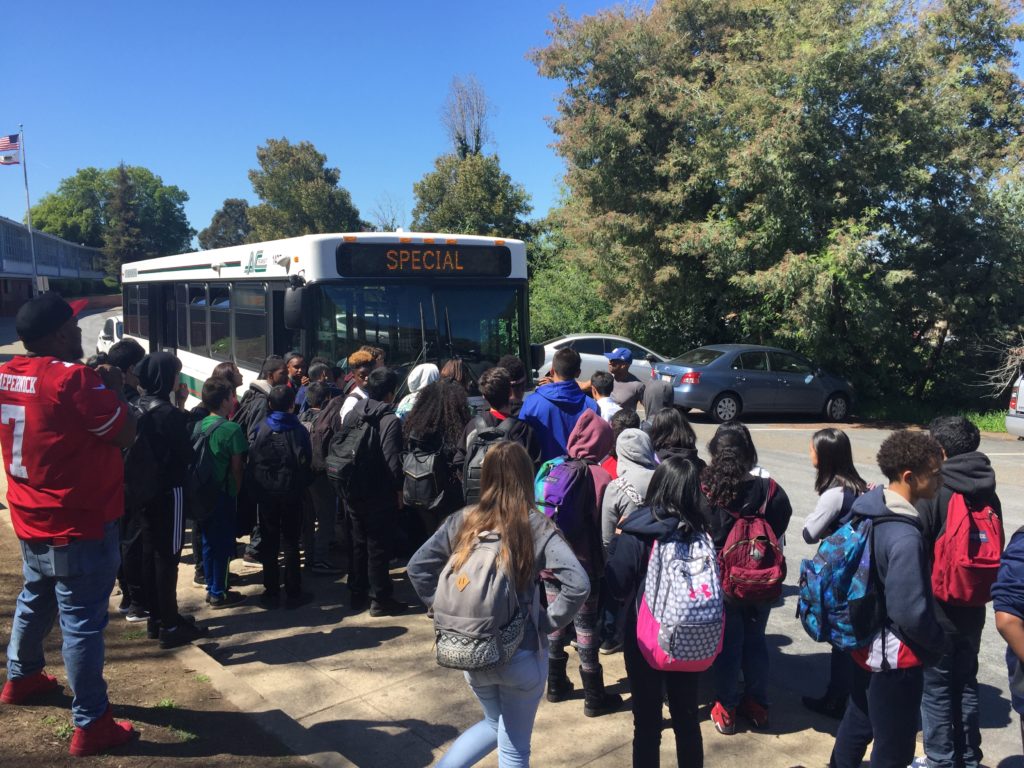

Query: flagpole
[19,125,38,297]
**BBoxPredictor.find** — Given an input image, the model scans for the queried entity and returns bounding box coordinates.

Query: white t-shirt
[597,397,622,423]
[339,387,367,422]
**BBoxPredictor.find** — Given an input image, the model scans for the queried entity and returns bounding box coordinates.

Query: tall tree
[198,198,253,250]
[247,138,362,240]
[102,164,145,279]
[534,0,1024,405]
[441,75,492,159]
[411,153,532,240]
[31,164,193,277]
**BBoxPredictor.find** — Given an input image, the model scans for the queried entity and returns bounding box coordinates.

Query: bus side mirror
[530,343,545,372]
[283,285,306,331]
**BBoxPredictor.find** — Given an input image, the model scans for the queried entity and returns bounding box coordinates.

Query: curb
[178,642,360,768]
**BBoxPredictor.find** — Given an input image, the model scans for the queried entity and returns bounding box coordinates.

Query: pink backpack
[636,529,724,671]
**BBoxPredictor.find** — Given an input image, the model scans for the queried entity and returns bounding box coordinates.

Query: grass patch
[963,410,1006,433]
[124,629,146,641]
[193,673,210,683]
[42,715,59,725]
[53,721,74,740]
[170,726,198,743]
[156,698,176,709]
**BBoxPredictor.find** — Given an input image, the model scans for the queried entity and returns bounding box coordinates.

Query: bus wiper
[396,302,433,400]
[443,305,481,395]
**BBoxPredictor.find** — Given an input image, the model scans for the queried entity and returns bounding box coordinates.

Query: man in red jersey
[0,293,139,757]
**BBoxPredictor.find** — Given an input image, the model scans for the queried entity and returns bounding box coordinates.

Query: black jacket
[455,411,542,471]
[700,475,792,550]
[234,381,272,445]
[134,353,193,489]
[604,505,682,630]
[343,397,403,510]
[915,450,1004,636]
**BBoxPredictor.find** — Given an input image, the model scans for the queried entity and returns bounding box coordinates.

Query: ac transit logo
[244,250,268,275]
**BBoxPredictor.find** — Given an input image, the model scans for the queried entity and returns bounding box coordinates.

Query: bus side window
[235,283,268,368]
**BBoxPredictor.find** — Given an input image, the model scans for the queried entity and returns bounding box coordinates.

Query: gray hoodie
[407,509,590,651]
[602,429,657,549]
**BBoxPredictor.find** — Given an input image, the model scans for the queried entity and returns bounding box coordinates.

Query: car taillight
[1012,394,1018,411]
[651,368,658,380]
[681,372,701,385]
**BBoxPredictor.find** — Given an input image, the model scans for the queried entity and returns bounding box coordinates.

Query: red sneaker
[69,706,137,757]
[710,701,736,735]
[738,695,770,729]
[1,670,59,704]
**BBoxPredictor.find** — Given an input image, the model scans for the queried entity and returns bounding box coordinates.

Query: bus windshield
[312,283,525,389]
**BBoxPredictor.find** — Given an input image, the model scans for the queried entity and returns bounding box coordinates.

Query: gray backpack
[432,531,532,671]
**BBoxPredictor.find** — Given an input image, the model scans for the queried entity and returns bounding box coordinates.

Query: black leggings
[623,627,703,768]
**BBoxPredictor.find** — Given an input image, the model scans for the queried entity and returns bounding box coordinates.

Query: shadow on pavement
[115,703,297,759]
[205,624,408,666]
[978,681,1013,730]
[308,717,457,768]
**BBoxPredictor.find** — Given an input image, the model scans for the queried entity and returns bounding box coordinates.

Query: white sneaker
[908,757,929,768]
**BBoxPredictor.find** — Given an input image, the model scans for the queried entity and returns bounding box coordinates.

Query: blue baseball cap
[604,347,633,363]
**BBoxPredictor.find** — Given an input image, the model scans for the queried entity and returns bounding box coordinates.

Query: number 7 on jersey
[2,404,29,479]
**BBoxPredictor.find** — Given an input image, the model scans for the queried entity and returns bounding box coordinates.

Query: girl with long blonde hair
[408,441,589,767]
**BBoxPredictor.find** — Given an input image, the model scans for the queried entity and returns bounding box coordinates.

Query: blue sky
[0,1,613,241]
[7,2,1019,245]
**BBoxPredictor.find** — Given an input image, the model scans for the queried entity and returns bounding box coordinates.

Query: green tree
[31,164,193,279]
[198,198,253,250]
[411,153,533,240]
[102,164,145,279]
[247,138,362,240]
[529,212,611,342]
[534,0,1024,406]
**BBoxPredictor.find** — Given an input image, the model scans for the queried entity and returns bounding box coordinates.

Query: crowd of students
[2,295,1023,766]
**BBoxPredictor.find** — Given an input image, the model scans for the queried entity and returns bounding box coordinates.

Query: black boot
[546,654,573,703]
[801,692,846,719]
[580,665,623,717]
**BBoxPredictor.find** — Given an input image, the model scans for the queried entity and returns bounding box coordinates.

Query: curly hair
[403,378,470,449]
[701,421,758,509]
[927,416,980,458]
[877,429,943,482]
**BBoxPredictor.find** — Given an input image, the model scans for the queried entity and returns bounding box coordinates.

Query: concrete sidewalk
[168,547,844,768]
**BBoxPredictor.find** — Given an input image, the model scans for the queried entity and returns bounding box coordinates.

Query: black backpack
[462,416,517,506]
[185,418,229,523]
[402,434,449,511]
[326,413,379,500]
[123,397,169,510]
[309,395,347,473]
[249,422,308,496]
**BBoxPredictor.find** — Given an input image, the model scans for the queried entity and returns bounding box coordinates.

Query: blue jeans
[202,492,236,598]
[437,648,547,768]
[714,601,771,709]
[921,628,983,768]
[7,520,120,728]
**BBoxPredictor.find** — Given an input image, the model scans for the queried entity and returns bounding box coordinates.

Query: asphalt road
[686,418,1023,765]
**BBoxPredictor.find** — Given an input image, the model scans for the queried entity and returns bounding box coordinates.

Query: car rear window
[670,348,724,366]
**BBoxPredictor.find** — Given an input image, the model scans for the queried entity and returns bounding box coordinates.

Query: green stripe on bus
[180,372,204,398]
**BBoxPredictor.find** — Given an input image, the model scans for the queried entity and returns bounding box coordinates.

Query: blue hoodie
[518,380,599,463]
[993,526,1024,713]
[848,486,947,670]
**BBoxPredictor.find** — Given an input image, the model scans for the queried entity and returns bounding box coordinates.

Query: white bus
[120,232,532,402]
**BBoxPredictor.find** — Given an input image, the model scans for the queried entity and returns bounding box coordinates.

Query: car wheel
[711,393,741,423]
[825,393,850,422]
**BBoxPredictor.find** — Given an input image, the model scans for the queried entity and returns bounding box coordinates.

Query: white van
[1006,373,1024,438]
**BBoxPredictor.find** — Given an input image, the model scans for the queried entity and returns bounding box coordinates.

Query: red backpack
[717,479,785,603]
[931,492,1004,606]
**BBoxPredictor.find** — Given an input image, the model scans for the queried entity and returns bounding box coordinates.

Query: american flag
[0,134,19,152]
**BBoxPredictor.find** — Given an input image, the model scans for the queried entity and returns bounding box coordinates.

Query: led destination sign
[336,242,512,278]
